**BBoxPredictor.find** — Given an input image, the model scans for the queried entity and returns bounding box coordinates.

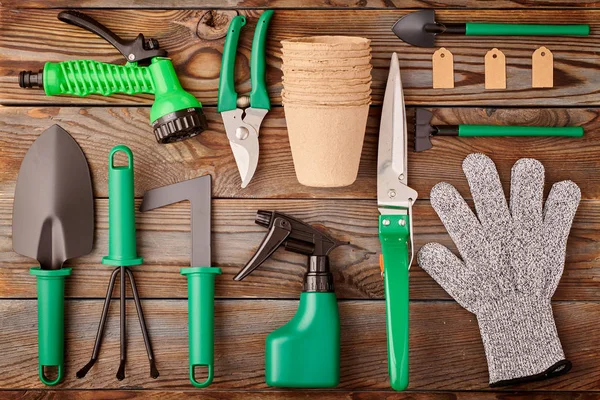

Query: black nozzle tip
[19,70,43,89]
[152,108,208,144]
[255,210,272,227]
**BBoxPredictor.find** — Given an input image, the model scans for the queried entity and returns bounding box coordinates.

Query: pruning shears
[377,52,418,391]
[218,11,273,188]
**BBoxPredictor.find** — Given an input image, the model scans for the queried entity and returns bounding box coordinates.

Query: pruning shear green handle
[218,11,273,112]
[379,214,411,391]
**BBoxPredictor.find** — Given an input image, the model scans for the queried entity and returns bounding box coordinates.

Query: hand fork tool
[377,52,418,391]
[218,10,274,188]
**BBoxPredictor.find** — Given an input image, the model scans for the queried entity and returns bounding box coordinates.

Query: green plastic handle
[459,125,584,137]
[30,267,72,386]
[103,145,143,267]
[466,22,590,36]
[181,266,222,388]
[218,15,246,113]
[249,10,273,110]
[379,214,410,391]
[43,60,155,97]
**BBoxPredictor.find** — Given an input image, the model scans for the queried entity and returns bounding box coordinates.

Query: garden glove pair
[418,153,580,386]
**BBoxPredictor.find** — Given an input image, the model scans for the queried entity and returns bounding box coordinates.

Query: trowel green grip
[379,214,410,391]
[459,125,584,137]
[43,60,155,97]
[465,23,590,36]
[30,267,72,386]
[218,15,246,113]
[249,10,273,110]
[103,145,143,267]
[181,267,222,388]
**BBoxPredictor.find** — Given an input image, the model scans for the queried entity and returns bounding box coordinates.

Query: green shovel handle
[30,267,72,386]
[249,10,273,110]
[379,214,410,391]
[181,266,222,388]
[466,22,590,36]
[218,15,246,113]
[459,125,584,137]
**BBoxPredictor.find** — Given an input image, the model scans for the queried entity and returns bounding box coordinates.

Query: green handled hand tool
[19,10,207,144]
[77,145,159,381]
[393,10,590,47]
[415,109,584,152]
[12,125,94,386]
[140,175,220,388]
[377,53,418,391]
[218,10,273,188]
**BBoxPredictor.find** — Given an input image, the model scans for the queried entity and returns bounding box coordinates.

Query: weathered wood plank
[0,9,598,106]
[0,107,597,200]
[2,390,598,399]
[0,198,596,300]
[0,300,598,390]
[4,0,600,9]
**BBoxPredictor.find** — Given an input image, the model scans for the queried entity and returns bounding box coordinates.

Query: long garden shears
[218,11,273,188]
[377,52,418,391]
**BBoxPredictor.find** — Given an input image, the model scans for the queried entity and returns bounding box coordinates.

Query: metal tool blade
[392,10,438,47]
[139,175,212,267]
[13,124,94,269]
[377,53,418,214]
[222,108,265,188]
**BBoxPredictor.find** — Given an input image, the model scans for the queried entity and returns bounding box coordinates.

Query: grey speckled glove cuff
[418,154,580,387]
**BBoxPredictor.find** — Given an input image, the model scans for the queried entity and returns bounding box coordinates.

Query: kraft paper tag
[485,48,506,89]
[532,46,553,88]
[432,47,454,88]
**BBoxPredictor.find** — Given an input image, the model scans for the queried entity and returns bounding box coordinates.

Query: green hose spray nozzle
[18,10,207,144]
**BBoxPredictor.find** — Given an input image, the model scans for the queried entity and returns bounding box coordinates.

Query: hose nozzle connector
[19,70,43,89]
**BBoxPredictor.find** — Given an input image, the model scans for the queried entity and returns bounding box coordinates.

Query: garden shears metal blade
[377,52,418,392]
[218,10,273,188]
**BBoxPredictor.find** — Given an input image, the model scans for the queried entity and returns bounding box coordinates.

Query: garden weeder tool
[140,175,221,388]
[218,10,274,188]
[13,125,94,386]
[77,145,158,381]
[393,10,590,47]
[19,10,207,144]
[377,53,418,391]
[415,109,584,152]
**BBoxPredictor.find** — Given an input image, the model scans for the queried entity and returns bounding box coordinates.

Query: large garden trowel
[12,124,94,385]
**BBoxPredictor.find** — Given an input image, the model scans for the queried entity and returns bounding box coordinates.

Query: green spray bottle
[19,10,207,144]
[234,211,346,388]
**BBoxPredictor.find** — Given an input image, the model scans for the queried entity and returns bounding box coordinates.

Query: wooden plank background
[0,1,599,398]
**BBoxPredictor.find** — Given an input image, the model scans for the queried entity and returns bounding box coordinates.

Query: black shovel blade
[12,125,94,269]
[392,10,438,47]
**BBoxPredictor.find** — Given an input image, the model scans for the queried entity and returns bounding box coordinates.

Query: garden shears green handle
[377,53,418,391]
[218,10,273,188]
[218,11,273,112]
[379,215,411,391]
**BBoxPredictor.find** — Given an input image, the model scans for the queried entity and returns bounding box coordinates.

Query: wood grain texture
[2,392,599,400]
[0,197,596,301]
[4,0,599,9]
[0,107,597,200]
[0,300,598,391]
[0,9,598,106]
